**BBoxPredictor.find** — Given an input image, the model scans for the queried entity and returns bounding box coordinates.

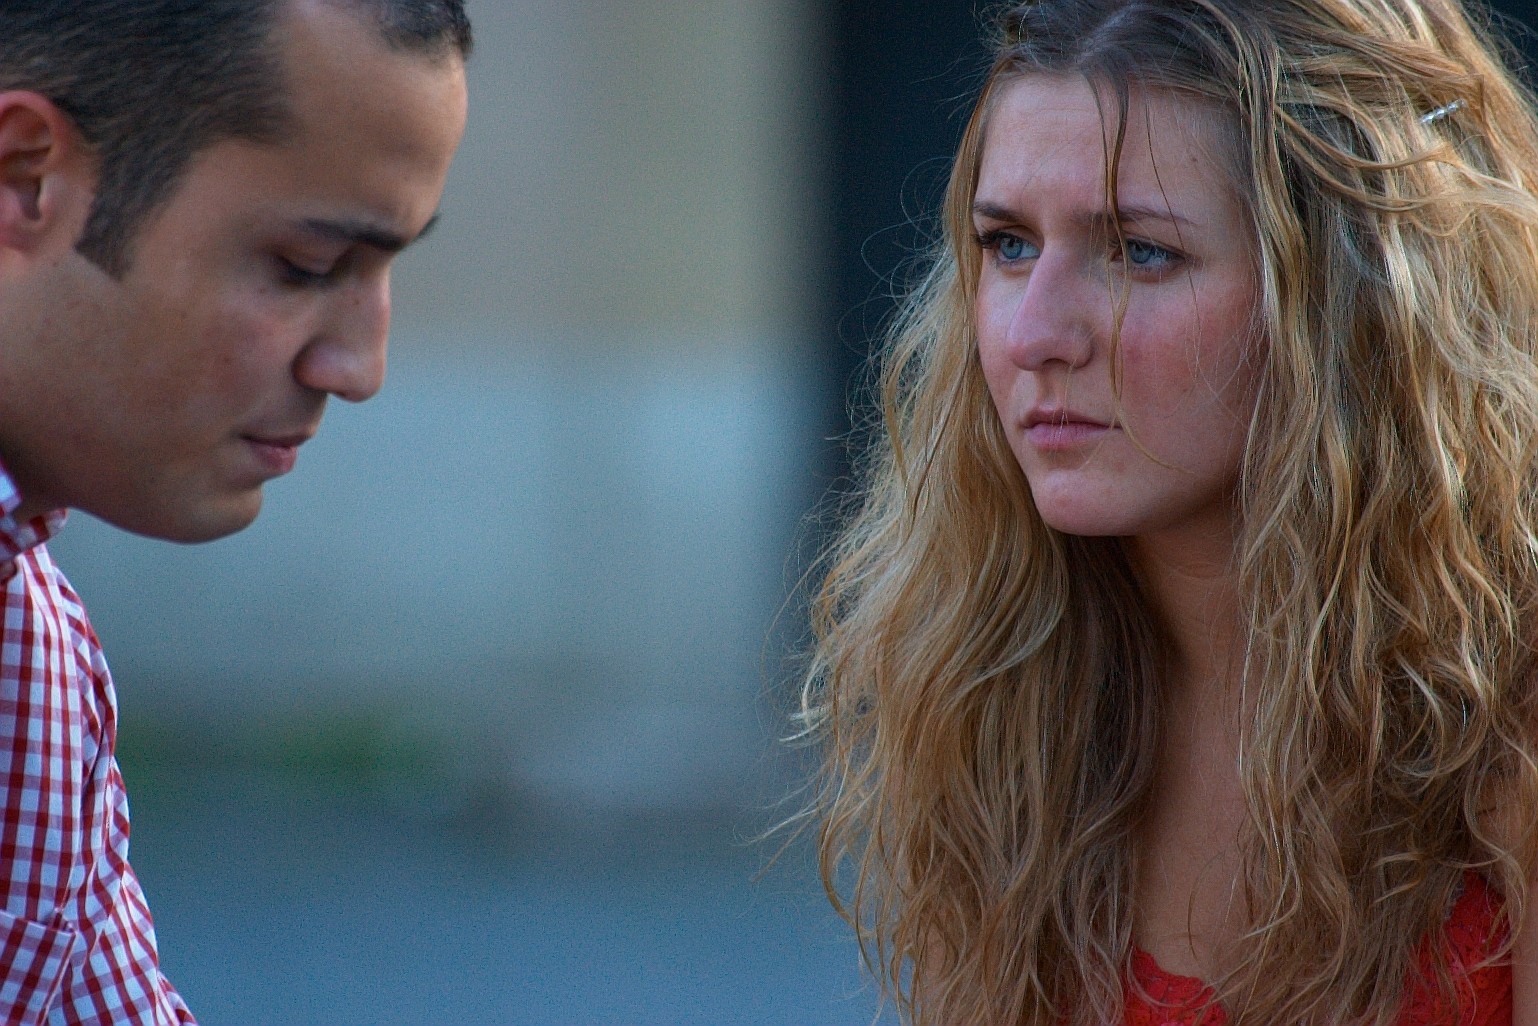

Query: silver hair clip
[1420,99,1465,125]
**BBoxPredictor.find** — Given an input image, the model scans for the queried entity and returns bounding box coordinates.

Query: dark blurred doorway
[821,2,985,477]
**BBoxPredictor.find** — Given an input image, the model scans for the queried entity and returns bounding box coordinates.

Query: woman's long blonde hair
[802,1,1538,1023]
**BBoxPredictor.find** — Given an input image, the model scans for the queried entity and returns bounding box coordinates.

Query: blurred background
[48,0,1538,1022]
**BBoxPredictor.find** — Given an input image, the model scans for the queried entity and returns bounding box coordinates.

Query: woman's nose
[999,249,1097,372]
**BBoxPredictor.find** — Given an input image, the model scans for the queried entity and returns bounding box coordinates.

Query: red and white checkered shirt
[0,467,193,1025]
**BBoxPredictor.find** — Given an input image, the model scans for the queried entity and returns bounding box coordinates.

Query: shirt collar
[0,460,64,562]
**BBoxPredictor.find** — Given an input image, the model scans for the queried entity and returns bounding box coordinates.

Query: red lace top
[1125,875,1511,1026]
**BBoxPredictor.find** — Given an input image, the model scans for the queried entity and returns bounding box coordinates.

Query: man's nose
[294,275,392,402]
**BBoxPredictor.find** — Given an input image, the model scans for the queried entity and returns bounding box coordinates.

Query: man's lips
[242,431,315,475]
[244,432,312,449]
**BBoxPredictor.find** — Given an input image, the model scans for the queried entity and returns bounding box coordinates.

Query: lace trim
[1124,875,1511,1026]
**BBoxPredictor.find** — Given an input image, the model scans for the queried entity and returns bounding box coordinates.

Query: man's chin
[85,490,264,544]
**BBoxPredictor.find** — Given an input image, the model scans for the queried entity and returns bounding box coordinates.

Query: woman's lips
[1021,412,1112,450]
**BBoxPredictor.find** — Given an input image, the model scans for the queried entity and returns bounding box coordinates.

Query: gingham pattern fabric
[0,467,192,1026]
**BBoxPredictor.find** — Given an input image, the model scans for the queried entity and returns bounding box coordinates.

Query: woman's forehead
[974,75,1247,223]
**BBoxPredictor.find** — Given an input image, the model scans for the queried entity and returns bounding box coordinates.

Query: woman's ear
[0,91,94,256]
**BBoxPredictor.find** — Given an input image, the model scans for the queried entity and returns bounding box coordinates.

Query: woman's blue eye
[998,234,1029,261]
[974,229,1039,264]
[1125,239,1175,267]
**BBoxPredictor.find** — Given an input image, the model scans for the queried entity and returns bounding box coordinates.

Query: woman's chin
[1033,504,1137,539]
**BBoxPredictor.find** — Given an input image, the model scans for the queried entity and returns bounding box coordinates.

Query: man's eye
[279,258,334,287]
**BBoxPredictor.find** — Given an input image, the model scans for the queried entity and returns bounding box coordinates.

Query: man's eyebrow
[298,213,441,253]
[971,199,1196,230]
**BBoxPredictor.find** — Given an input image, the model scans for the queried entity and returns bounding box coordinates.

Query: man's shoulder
[4,542,89,621]
[0,540,110,721]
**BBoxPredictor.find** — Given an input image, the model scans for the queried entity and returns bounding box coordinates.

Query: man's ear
[0,92,93,256]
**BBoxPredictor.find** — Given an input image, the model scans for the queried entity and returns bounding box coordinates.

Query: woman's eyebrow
[971,200,1017,223]
[1106,203,1196,230]
[971,199,1196,230]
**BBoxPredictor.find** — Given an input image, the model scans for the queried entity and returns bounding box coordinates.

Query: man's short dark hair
[0,0,472,278]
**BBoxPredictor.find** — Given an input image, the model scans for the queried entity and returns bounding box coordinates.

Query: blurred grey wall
[51,0,829,817]
[393,0,824,347]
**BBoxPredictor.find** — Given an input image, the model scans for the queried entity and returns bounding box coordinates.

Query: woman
[801,1,1538,1023]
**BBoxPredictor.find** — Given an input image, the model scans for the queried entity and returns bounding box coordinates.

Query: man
[0,0,469,1021]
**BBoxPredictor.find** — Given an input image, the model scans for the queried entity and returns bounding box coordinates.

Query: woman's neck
[1125,522,1245,694]
[1124,520,1251,979]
